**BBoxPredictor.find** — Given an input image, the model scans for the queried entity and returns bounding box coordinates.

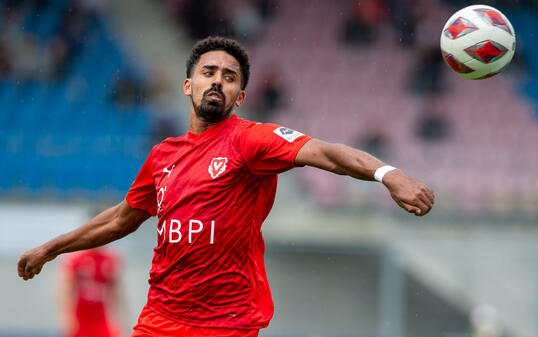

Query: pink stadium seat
[249,0,538,213]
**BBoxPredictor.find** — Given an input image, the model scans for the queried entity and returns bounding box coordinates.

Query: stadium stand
[243,0,538,216]
[2,0,537,217]
[511,10,538,115]
[0,0,152,200]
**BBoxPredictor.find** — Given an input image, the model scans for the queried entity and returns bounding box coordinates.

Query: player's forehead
[196,50,241,73]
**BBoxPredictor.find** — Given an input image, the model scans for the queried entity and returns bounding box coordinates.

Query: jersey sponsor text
[157,219,216,244]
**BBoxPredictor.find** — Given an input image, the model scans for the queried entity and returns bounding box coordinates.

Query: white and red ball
[440,5,516,80]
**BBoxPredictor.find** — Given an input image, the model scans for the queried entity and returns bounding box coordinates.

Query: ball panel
[441,51,475,73]
[474,7,513,35]
[464,40,508,64]
[460,59,492,80]
[443,16,479,39]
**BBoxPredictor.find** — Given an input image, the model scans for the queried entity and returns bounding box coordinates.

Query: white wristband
[374,165,396,183]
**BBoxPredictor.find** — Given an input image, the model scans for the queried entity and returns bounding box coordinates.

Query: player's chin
[198,106,227,123]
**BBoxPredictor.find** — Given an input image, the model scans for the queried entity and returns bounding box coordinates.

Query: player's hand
[17,246,54,281]
[382,169,434,216]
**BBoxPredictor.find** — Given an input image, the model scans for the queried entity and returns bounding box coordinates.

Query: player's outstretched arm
[17,200,150,280]
[295,139,434,216]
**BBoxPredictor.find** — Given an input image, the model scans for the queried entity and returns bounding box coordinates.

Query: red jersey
[60,248,122,337]
[126,115,311,329]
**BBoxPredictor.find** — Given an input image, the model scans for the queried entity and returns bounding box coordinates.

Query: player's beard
[192,86,235,123]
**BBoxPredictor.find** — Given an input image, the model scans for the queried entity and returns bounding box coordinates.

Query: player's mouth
[206,92,222,101]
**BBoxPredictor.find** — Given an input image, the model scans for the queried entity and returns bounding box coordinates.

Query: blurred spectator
[167,0,274,42]
[57,246,126,337]
[26,0,50,12]
[409,45,444,94]
[44,35,71,80]
[180,0,234,39]
[230,0,263,43]
[110,65,183,139]
[254,64,286,121]
[385,0,419,47]
[408,0,449,94]
[415,93,450,142]
[0,6,24,78]
[256,0,276,21]
[72,0,109,17]
[0,42,11,76]
[357,129,390,159]
[0,1,93,82]
[146,65,182,141]
[12,34,42,81]
[110,72,148,108]
[0,5,24,45]
[343,0,388,46]
[59,4,93,57]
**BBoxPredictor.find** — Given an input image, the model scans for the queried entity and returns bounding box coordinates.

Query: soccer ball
[440,5,516,80]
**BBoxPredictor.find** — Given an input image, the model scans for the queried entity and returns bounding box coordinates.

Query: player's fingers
[418,192,433,210]
[422,189,435,215]
[419,203,432,216]
[406,195,429,216]
[17,261,25,277]
[395,198,422,215]
[25,262,40,278]
[424,187,435,204]
[409,197,431,216]
[404,203,423,216]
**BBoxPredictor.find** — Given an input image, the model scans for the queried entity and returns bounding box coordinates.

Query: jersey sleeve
[239,123,311,175]
[125,149,157,216]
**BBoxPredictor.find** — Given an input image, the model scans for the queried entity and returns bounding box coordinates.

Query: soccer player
[18,36,434,337]
[57,246,125,337]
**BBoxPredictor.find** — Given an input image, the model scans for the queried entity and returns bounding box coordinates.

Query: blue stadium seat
[0,1,152,200]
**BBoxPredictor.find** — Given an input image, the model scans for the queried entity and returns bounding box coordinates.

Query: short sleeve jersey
[126,115,311,330]
[60,249,121,337]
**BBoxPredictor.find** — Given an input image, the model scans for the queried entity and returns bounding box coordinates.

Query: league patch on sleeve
[273,127,304,143]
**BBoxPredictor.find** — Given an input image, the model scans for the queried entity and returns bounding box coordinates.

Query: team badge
[273,126,303,143]
[208,157,228,179]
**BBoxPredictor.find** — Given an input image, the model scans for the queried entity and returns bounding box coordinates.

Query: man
[57,246,125,337]
[18,36,434,336]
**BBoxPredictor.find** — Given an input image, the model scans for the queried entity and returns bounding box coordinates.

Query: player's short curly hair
[186,36,250,90]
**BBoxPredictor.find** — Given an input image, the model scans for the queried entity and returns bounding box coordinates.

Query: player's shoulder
[236,117,304,140]
[157,135,184,146]
[234,117,280,133]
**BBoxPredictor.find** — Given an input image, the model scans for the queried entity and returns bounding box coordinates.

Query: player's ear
[235,91,245,107]
[183,79,192,96]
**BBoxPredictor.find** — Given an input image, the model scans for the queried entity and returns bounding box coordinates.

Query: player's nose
[212,72,223,86]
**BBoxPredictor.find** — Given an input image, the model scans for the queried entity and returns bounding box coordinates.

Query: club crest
[208,157,228,179]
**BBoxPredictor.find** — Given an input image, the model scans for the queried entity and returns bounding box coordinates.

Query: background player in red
[57,246,125,337]
[18,36,434,337]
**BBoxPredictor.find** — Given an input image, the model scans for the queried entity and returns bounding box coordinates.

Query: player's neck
[189,110,232,135]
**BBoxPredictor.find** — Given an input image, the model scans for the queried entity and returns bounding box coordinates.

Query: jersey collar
[185,115,237,142]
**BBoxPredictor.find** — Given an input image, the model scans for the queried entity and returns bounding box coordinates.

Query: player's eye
[224,75,234,82]
[203,71,213,77]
